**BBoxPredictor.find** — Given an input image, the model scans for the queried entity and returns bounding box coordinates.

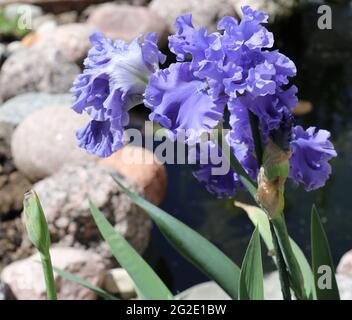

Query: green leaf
[113,176,240,299]
[239,226,264,300]
[311,205,340,300]
[89,200,173,300]
[235,201,316,299]
[53,266,118,300]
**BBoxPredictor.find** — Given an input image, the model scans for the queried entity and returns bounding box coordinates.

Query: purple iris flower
[72,6,337,197]
[289,126,337,191]
[71,32,165,157]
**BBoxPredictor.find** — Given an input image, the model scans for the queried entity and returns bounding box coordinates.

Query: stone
[1,247,106,300]
[0,218,29,271]
[149,0,238,32]
[103,268,136,299]
[11,106,96,182]
[176,281,230,300]
[34,23,96,64]
[0,92,72,126]
[0,123,31,220]
[0,1,110,14]
[21,163,152,266]
[0,281,15,300]
[5,41,23,55]
[264,271,352,300]
[0,44,80,101]
[337,250,352,277]
[87,4,168,45]
[99,145,167,206]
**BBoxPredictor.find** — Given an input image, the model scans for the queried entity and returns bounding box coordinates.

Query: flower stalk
[23,190,57,300]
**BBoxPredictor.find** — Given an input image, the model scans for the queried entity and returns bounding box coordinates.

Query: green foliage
[53,267,118,300]
[236,201,316,299]
[239,226,264,300]
[89,200,173,300]
[0,9,30,40]
[311,205,340,300]
[23,190,57,300]
[113,175,241,299]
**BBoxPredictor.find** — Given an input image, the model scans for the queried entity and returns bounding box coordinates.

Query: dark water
[142,3,352,294]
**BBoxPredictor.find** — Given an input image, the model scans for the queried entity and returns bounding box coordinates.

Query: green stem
[40,252,57,300]
[271,214,306,300]
[270,221,291,300]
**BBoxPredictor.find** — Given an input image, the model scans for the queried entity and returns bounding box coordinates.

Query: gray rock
[22,163,152,266]
[34,23,96,64]
[1,247,106,300]
[176,281,230,300]
[0,44,80,101]
[0,92,72,126]
[264,271,352,300]
[87,4,168,45]
[11,106,95,181]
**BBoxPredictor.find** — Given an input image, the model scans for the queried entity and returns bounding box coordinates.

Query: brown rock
[1,247,106,300]
[0,123,31,220]
[0,218,29,272]
[87,4,168,45]
[99,146,167,206]
[11,107,96,182]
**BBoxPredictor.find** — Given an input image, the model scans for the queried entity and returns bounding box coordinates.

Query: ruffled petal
[145,62,224,140]
[289,126,337,191]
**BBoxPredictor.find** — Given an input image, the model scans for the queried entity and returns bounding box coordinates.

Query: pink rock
[98,146,167,206]
[337,250,352,277]
[1,248,106,300]
[87,4,168,46]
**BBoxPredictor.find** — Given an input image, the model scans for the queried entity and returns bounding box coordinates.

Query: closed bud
[256,139,291,218]
[23,190,51,254]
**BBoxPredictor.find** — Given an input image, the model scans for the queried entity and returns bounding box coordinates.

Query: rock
[0,44,80,101]
[21,163,152,266]
[34,23,96,64]
[0,124,31,220]
[0,1,111,14]
[103,268,136,299]
[337,250,352,277]
[35,20,57,34]
[11,106,95,181]
[264,271,352,300]
[336,274,352,300]
[87,4,168,45]
[99,146,167,206]
[176,281,230,300]
[149,0,238,32]
[0,43,6,66]
[1,247,106,300]
[0,218,29,271]
[0,281,15,300]
[5,41,23,55]
[0,92,72,126]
